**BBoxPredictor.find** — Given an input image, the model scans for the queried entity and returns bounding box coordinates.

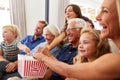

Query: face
[34,22,45,36]
[96,0,120,39]
[66,21,80,44]
[44,29,55,44]
[2,29,16,41]
[78,32,97,59]
[65,6,78,21]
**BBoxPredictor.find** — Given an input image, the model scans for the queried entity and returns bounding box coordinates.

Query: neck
[5,39,14,45]
[33,35,39,40]
[112,37,120,49]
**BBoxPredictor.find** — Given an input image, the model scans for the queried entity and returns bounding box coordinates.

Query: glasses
[66,28,79,32]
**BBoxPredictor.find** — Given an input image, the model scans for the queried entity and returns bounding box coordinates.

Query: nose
[96,13,101,21]
[78,44,83,49]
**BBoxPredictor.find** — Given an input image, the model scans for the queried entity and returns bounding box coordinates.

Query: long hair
[64,4,83,27]
[116,0,120,27]
[79,28,111,62]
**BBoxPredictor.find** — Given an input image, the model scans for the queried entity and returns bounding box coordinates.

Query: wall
[25,0,69,35]
[25,0,45,35]
[49,0,69,30]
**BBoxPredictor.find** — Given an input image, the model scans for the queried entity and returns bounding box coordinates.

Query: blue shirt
[20,35,45,54]
[50,44,78,80]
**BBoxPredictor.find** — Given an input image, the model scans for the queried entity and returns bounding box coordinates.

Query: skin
[96,0,120,48]
[34,0,120,79]
[34,0,120,80]
[0,29,17,72]
[78,32,98,62]
[66,21,80,47]
[34,22,46,39]
[48,5,80,50]
[65,6,78,20]
[43,29,55,44]
[18,22,46,53]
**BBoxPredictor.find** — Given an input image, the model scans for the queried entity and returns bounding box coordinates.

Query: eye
[101,8,110,13]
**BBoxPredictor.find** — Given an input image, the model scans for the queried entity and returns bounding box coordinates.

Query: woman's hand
[33,47,56,61]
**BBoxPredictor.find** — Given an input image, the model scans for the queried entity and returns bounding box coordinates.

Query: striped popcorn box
[18,54,47,78]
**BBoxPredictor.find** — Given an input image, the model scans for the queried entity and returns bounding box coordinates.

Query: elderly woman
[34,0,120,79]
[31,24,61,57]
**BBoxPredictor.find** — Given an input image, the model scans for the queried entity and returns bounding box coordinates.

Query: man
[34,0,120,79]
[18,20,47,54]
[47,18,86,80]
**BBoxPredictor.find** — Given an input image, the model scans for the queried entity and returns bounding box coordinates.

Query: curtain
[9,0,27,40]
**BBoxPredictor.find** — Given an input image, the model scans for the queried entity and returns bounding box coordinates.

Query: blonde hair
[2,24,20,39]
[43,24,60,37]
[80,28,111,62]
[116,0,120,27]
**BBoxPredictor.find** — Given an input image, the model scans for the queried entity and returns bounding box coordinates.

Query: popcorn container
[18,54,47,78]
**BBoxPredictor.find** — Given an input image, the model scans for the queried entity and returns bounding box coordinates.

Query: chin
[100,33,109,39]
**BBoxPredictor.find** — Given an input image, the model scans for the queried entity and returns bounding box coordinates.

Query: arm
[34,53,120,79]
[0,50,4,59]
[0,50,6,61]
[47,31,66,51]
[17,42,30,54]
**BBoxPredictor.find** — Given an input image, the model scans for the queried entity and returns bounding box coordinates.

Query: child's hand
[5,62,17,73]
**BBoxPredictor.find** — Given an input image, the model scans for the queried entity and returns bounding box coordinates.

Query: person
[82,16,94,28]
[33,0,120,79]
[0,25,21,80]
[31,24,61,57]
[65,28,111,80]
[18,20,47,54]
[42,18,86,80]
[48,4,83,50]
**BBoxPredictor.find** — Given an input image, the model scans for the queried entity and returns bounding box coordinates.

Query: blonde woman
[66,28,111,80]
[34,0,120,79]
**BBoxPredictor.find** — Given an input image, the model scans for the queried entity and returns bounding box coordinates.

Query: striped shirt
[0,40,20,62]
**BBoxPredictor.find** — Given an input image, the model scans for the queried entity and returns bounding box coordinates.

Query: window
[0,0,10,42]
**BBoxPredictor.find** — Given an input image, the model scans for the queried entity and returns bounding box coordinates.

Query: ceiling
[70,0,103,9]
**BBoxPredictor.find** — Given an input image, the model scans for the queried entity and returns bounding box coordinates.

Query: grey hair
[43,24,60,37]
[67,18,87,28]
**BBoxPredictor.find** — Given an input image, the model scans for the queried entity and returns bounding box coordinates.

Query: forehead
[101,0,116,10]
[66,6,73,10]
[80,32,95,40]
[36,22,45,28]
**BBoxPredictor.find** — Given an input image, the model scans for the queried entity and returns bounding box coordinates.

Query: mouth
[66,16,71,20]
[100,25,107,32]
[79,50,85,53]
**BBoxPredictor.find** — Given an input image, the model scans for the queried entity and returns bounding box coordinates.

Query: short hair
[38,20,48,27]
[67,18,87,28]
[2,24,20,38]
[43,24,60,37]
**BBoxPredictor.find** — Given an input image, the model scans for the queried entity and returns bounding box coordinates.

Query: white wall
[25,0,45,35]
[25,0,69,34]
[49,0,69,29]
